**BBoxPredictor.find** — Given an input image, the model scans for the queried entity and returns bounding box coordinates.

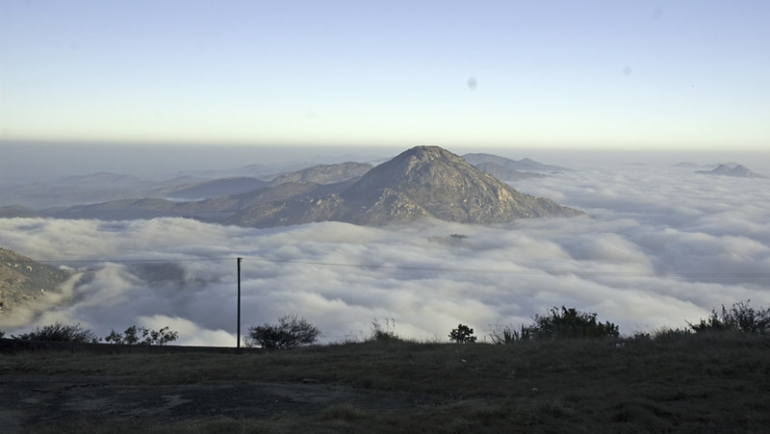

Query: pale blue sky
[1,0,769,150]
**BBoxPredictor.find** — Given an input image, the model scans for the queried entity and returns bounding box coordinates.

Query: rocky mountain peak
[336,146,581,225]
[343,146,482,199]
[391,145,463,168]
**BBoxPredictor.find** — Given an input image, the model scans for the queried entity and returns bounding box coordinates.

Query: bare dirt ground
[0,374,432,433]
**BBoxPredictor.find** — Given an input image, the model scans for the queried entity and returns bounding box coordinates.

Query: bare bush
[103,325,179,345]
[244,315,320,349]
[489,324,530,344]
[12,322,98,343]
[369,318,400,342]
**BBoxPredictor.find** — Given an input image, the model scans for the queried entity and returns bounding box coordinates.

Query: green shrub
[12,322,98,343]
[525,307,619,340]
[688,300,770,334]
[244,315,320,349]
[449,324,477,343]
[0,329,4,339]
[103,325,179,345]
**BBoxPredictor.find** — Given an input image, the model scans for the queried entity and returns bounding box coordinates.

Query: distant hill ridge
[231,146,582,227]
[695,164,768,179]
[16,146,581,228]
[471,162,546,181]
[168,162,373,200]
[268,162,373,186]
[463,153,567,173]
[0,162,371,209]
[59,172,152,189]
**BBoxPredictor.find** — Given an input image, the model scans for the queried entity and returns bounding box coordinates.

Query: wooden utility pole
[237,257,242,352]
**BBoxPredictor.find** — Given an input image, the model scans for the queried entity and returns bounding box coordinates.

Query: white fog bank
[1,163,768,345]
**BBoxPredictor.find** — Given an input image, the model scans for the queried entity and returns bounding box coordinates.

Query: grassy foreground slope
[1,334,769,433]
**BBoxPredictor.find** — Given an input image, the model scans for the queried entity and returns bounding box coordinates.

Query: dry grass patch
[4,333,770,433]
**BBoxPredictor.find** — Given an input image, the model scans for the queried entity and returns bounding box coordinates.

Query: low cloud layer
[1,164,769,345]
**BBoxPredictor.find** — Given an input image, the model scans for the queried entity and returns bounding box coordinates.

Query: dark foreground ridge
[1,333,768,434]
[0,338,250,354]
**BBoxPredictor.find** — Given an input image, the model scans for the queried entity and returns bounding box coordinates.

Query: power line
[240,256,770,277]
[4,257,235,264]
[3,255,769,277]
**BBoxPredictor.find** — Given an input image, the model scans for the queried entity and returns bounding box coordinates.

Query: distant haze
[0,142,400,184]
[3,141,770,184]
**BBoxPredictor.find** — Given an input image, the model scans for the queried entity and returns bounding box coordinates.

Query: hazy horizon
[3,140,770,185]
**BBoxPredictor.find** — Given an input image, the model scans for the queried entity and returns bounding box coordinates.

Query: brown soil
[0,374,433,433]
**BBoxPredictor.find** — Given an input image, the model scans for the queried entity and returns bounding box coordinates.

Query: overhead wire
[2,255,769,278]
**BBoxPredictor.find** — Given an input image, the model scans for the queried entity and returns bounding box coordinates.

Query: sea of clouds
[1,162,769,346]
